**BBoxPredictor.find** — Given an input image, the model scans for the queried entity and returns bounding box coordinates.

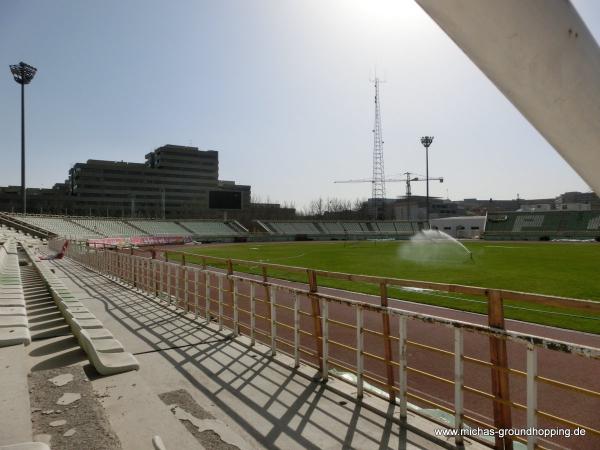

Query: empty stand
[257,220,422,238]
[71,219,144,237]
[484,211,600,240]
[8,215,103,239]
[179,221,239,236]
[127,220,190,236]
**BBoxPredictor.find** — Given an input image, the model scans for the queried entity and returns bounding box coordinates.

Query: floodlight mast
[420,136,434,223]
[9,62,37,214]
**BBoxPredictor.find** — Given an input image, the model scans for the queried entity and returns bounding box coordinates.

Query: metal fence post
[205,272,211,325]
[487,289,513,450]
[398,316,408,419]
[233,279,239,337]
[527,344,538,450]
[218,276,223,330]
[308,269,323,370]
[270,286,276,356]
[159,260,164,300]
[321,299,329,381]
[454,327,464,446]
[133,256,137,288]
[184,266,189,312]
[176,265,181,308]
[380,281,396,402]
[250,282,256,346]
[356,305,364,398]
[194,269,199,319]
[293,292,299,368]
[167,264,172,305]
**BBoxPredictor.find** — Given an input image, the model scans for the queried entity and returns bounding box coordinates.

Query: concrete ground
[27,254,481,450]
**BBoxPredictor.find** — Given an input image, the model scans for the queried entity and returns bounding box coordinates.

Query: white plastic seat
[79,329,139,376]
[0,327,31,347]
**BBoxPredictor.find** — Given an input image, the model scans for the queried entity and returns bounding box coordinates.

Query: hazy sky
[1,0,598,210]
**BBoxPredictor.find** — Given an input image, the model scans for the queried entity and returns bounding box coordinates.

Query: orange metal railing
[60,241,600,450]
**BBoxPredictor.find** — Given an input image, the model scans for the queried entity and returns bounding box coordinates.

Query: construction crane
[334,172,443,220]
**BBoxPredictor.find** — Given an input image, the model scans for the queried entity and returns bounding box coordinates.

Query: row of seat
[14,216,104,239]
[8,215,244,239]
[71,218,142,237]
[262,220,421,236]
[178,220,239,236]
[0,238,30,348]
[23,245,139,375]
[483,211,600,240]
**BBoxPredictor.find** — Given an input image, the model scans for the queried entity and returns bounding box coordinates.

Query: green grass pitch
[174,240,600,334]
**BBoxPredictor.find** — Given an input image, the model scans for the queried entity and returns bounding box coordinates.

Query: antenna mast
[372,77,386,219]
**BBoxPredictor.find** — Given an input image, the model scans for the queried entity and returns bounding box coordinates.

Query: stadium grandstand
[0,213,247,243]
[1,213,427,243]
[4,211,600,243]
[484,210,600,240]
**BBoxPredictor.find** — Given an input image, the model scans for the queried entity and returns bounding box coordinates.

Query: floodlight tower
[9,62,37,214]
[372,78,386,219]
[420,136,434,222]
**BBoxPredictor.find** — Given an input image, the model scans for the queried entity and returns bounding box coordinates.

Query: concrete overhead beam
[416,0,600,193]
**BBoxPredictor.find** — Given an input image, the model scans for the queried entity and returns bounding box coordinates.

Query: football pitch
[174,240,600,334]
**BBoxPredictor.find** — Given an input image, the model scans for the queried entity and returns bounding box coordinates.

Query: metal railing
[63,242,600,450]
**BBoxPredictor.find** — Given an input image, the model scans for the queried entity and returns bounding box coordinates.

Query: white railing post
[152,260,158,297]
[143,258,147,292]
[146,258,150,293]
[454,327,464,446]
[159,260,164,300]
[233,279,239,337]
[250,282,256,346]
[321,299,329,381]
[527,344,538,450]
[218,276,223,330]
[398,316,408,419]
[136,256,141,288]
[293,292,299,368]
[183,266,188,312]
[194,269,199,319]
[356,305,364,398]
[139,257,143,291]
[205,272,211,324]
[270,286,277,356]
[176,265,180,308]
[132,256,136,287]
[167,264,172,305]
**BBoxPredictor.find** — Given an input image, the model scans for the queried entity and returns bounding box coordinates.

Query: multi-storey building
[0,145,251,218]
